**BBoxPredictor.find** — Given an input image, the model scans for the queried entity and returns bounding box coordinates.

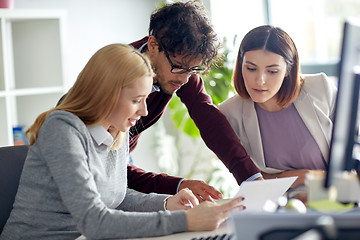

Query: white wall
[15,0,161,88]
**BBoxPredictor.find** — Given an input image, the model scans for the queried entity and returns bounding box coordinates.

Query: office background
[12,0,360,197]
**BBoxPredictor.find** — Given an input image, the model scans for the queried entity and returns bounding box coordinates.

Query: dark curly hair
[149,0,220,68]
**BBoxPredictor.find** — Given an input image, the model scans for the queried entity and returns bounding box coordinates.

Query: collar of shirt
[138,42,147,53]
[152,84,160,93]
[87,125,114,147]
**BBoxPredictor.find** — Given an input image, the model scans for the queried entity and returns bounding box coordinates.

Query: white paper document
[234,176,297,212]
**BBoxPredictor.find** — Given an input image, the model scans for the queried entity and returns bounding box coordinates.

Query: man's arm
[127,164,223,201]
[177,74,261,184]
[127,164,181,195]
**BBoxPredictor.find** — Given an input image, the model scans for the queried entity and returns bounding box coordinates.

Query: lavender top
[255,103,326,170]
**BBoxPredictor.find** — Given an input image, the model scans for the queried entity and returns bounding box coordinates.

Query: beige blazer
[219,73,337,174]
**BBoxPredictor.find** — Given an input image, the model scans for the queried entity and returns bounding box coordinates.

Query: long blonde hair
[26,44,154,149]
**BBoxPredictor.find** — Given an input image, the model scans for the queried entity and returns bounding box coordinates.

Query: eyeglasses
[159,42,205,75]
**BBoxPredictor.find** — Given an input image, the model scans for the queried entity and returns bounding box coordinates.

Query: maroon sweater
[127,37,259,194]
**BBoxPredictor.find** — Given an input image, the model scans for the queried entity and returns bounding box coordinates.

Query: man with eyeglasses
[128,0,263,202]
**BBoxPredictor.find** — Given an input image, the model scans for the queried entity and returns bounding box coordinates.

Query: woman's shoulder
[302,72,334,88]
[219,94,247,106]
[302,73,337,94]
[47,110,81,122]
[218,95,252,121]
[44,110,87,132]
[219,95,245,111]
[300,72,337,105]
[35,110,91,153]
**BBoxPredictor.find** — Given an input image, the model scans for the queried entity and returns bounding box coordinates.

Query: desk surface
[75,222,231,240]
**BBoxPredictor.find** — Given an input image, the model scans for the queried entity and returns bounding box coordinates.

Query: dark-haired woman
[219,25,337,187]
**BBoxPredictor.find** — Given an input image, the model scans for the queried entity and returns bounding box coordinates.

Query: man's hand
[179,179,223,202]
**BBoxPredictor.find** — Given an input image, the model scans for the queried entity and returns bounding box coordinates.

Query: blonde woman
[1,44,244,240]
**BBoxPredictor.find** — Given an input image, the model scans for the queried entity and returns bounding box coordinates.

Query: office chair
[0,145,28,234]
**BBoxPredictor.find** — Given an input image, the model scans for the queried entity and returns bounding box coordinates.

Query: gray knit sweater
[0,110,187,240]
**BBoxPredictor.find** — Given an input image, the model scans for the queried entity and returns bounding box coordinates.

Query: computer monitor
[324,18,360,189]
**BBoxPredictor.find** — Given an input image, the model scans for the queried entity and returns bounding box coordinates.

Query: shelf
[0,10,67,146]
[0,86,64,97]
[0,9,66,20]
[16,93,64,130]
[0,97,9,146]
[10,86,65,96]
[12,19,63,89]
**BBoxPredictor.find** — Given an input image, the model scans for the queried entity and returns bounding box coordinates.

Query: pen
[187,200,194,208]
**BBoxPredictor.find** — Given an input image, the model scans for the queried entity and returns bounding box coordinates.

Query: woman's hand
[185,197,245,231]
[165,188,200,210]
